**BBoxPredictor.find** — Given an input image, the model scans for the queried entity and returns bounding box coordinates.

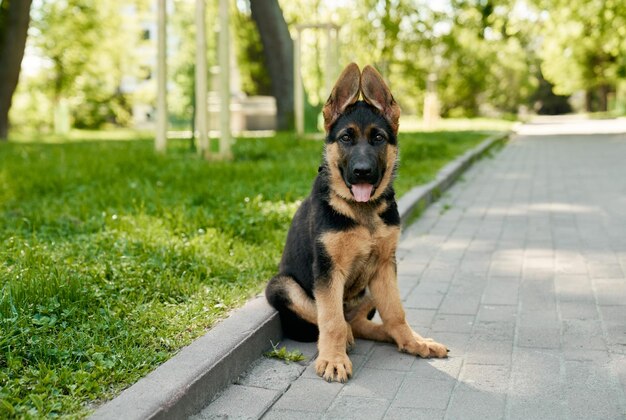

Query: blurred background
[1,0,625,141]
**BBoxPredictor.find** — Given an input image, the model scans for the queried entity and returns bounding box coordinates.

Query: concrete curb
[90,131,510,420]
[91,297,281,420]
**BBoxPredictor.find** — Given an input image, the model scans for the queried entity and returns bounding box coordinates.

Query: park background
[1,0,625,418]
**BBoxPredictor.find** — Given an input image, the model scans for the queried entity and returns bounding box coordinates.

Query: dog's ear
[322,62,361,132]
[361,65,401,135]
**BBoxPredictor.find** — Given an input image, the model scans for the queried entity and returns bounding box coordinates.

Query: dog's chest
[321,219,400,300]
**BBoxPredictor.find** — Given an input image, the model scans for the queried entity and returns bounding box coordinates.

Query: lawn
[0,129,491,417]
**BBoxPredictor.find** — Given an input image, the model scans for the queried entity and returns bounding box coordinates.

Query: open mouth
[339,166,384,203]
[350,183,374,202]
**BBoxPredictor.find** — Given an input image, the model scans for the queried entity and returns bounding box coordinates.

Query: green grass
[399,115,516,133]
[0,129,489,418]
[264,341,306,363]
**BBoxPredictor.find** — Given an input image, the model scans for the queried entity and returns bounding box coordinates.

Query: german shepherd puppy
[266,63,448,383]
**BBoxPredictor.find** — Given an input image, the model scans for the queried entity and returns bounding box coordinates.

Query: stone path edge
[90,130,510,420]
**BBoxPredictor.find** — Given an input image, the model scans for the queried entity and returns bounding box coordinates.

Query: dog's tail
[266,275,319,342]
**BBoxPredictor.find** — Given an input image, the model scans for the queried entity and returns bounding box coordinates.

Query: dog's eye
[339,134,351,144]
[374,134,385,143]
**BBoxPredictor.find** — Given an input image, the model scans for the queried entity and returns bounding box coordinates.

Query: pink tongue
[352,184,373,202]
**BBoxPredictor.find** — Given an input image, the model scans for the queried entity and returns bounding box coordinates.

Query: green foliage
[264,341,306,363]
[24,0,143,129]
[534,0,626,110]
[0,128,488,417]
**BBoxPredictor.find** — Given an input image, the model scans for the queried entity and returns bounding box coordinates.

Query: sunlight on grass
[400,115,516,133]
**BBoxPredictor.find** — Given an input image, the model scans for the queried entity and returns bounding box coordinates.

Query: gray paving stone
[236,358,305,391]
[446,389,506,420]
[516,326,561,349]
[404,308,436,329]
[404,290,445,310]
[262,408,322,419]
[564,360,625,419]
[472,320,515,342]
[507,349,565,420]
[594,278,626,306]
[324,396,389,420]
[271,378,343,413]
[517,308,559,328]
[384,407,445,420]
[458,364,510,393]
[561,319,606,351]
[189,128,626,419]
[476,305,516,323]
[481,277,519,305]
[554,274,594,302]
[465,337,512,366]
[341,368,405,399]
[431,314,475,334]
[393,377,456,410]
[364,343,415,371]
[558,301,598,320]
[191,385,278,420]
[438,292,481,315]
[350,338,376,356]
[411,356,463,381]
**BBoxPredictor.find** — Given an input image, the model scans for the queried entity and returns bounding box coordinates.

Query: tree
[535,0,626,111]
[32,0,141,130]
[0,0,32,140]
[250,0,294,130]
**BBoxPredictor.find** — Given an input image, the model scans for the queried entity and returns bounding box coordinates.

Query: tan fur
[314,279,353,382]
[325,142,353,201]
[349,295,392,342]
[320,227,372,277]
[282,277,318,325]
[323,63,361,132]
[361,65,401,135]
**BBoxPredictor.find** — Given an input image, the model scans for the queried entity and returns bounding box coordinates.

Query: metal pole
[155,0,167,153]
[294,28,304,136]
[195,0,209,157]
[218,0,231,159]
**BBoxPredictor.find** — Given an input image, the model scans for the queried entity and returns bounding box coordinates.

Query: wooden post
[155,0,167,153]
[195,0,209,157]
[324,27,333,101]
[154,0,167,153]
[218,0,232,159]
[294,28,304,136]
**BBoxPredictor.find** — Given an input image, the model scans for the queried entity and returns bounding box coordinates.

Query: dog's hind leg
[266,275,355,348]
[348,295,392,343]
[266,275,320,342]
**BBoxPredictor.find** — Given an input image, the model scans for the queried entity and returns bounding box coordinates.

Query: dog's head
[322,63,401,203]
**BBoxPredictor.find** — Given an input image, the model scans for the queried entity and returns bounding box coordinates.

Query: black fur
[266,101,400,341]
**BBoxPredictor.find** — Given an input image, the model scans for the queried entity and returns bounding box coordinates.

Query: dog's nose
[353,164,372,179]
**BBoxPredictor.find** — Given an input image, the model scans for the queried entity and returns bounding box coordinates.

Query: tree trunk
[250,0,294,130]
[598,84,610,112]
[585,89,594,112]
[0,0,33,140]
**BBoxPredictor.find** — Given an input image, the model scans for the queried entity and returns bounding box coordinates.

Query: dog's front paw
[398,334,449,358]
[315,353,353,383]
[422,338,449,358]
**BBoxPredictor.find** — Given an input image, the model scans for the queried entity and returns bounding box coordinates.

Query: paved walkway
[193,122,626,419]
